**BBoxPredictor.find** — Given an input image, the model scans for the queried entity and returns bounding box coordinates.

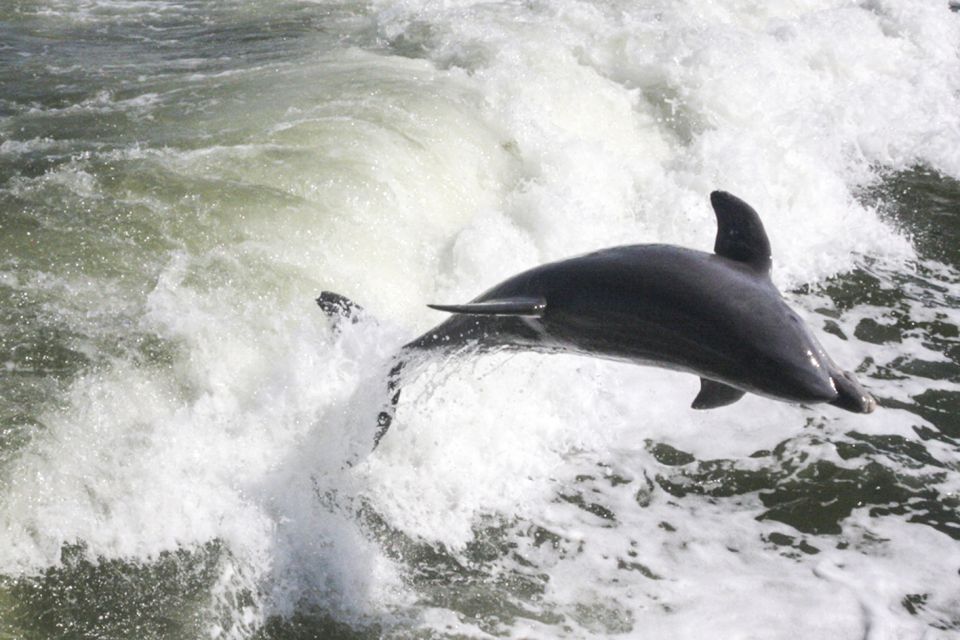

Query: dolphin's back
[420,245,837,403]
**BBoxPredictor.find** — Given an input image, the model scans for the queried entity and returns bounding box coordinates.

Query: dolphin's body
[319,191,875,449]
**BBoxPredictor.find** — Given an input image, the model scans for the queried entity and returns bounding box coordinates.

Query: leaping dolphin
[318,191,876,450]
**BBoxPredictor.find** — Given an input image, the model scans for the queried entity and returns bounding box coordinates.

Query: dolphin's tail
[316,291,365,330]
[317,291,414,451]
[316,291,520,451]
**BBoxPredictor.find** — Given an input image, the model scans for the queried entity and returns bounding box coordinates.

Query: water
[1,0,959,638]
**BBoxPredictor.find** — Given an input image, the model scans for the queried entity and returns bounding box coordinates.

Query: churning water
[1,0,959,638]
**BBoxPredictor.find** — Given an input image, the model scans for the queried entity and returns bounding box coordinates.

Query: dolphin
[318,191,875,449]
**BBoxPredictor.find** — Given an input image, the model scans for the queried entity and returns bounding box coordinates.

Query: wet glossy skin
[410,244,875,412]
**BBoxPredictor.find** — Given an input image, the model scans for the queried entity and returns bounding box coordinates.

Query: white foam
[2,0,960,637]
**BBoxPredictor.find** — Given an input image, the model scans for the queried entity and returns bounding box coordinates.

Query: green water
[2,1,960,638]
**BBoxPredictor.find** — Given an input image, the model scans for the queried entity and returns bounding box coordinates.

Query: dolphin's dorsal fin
[710,191,772,272]
[428,296,546,317]
[691,377,746,409]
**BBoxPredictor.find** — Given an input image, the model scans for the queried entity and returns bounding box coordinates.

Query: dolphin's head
[828,370,877,413]
[752,306,876,414]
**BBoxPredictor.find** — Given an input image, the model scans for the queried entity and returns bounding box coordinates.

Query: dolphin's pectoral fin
[428,296,547,317]
[691,377,746,409]
[709,191,772,272]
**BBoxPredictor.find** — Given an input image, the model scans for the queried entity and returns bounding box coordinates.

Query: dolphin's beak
[828,370,877,413]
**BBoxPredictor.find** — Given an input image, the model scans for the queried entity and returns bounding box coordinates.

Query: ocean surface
[1,1,959,638]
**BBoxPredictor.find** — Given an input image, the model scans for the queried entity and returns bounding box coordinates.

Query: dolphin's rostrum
[319,191,876,450]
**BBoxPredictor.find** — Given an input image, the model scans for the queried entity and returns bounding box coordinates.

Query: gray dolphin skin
[318,191,876,449]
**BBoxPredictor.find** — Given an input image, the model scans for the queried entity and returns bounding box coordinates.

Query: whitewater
[1,0,959,637]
